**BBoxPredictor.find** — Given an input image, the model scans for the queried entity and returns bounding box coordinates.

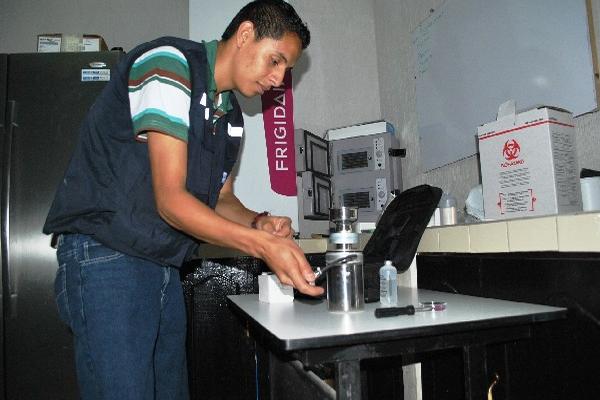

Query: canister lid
[329,231,359,244]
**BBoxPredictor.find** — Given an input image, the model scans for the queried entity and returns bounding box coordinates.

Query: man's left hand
[256,215,295,238]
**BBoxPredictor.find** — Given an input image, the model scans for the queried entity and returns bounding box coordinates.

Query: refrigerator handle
[2,100,18,318]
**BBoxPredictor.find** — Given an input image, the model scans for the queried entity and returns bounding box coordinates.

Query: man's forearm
[214,190,258,227]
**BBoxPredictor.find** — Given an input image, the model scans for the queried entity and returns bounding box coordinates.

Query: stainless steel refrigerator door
[0,53,7,400]
[2,51,121,400]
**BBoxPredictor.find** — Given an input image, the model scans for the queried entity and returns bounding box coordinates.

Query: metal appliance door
[294,129,329,175]
[0,53,7,399]
[2,51,121,400]
[301,171,330,219]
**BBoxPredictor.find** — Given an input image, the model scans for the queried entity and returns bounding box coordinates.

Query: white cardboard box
[37,34,62,52]
[477,102,582,220]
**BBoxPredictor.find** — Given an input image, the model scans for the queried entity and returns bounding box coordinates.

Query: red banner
[261,70,297,196]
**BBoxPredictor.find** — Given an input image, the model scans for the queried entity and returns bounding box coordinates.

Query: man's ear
[236,21,255,48]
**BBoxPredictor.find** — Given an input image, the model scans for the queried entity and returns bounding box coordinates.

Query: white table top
[228,287,566,351]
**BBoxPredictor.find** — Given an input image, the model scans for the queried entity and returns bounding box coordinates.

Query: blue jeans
[55,233,189,400]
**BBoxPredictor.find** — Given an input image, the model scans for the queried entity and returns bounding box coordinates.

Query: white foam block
[258,273,294,303]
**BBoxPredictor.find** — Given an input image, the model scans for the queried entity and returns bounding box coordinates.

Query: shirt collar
[203,40,232,112]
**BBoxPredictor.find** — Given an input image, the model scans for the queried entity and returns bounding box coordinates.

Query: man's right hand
[257,233,324,297]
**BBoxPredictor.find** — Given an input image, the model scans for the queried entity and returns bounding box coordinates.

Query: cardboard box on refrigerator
[82,34,108,51]
[477,101,582,220]
[37,33,108,52]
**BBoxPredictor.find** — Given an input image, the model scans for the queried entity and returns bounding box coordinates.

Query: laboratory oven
[329,132,404,224]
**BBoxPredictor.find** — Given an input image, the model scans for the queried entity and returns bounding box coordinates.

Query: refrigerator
[0,51,122,399]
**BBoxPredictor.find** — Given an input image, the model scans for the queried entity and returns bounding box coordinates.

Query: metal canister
[325,251,364,312]
[325,207,365,312]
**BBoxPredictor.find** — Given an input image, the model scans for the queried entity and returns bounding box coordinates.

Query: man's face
[232,27,302,97]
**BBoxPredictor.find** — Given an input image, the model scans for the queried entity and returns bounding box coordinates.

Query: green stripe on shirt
[132,109,189,142]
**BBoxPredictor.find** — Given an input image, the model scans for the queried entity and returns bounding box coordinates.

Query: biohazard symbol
[502,139,520,161]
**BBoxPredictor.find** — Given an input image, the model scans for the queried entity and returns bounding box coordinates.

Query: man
[43,1,323,398]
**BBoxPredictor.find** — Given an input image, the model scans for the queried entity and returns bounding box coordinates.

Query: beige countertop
[194,212,600,259]
[195,238,329,259]
[195,235,371,259]
[417,211,600,253]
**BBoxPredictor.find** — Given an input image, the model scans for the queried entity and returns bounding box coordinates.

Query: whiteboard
[413,0,597,171]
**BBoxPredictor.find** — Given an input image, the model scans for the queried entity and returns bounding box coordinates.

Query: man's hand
[256,232,324,297]
[254,216,322,296]
[255,215,295,238]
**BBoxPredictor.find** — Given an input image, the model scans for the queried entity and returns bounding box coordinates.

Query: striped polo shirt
[128,46,191,142]
[128,41,233,142]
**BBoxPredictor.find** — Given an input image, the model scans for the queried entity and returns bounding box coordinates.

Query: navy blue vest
[44,37,243,267]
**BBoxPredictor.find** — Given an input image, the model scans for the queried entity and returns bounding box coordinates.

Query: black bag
[363,184,442,272]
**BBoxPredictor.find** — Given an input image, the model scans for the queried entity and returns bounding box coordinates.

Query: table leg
[335,360,361,399]
[463,344,487,400]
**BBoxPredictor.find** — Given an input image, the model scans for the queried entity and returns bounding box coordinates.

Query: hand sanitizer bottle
[379,260,398,306]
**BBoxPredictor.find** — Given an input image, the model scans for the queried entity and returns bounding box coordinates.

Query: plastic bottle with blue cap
[379,260,398,306]
[439,192,457,225]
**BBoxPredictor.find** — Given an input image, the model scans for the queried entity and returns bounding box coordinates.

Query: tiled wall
[418,212,600,253]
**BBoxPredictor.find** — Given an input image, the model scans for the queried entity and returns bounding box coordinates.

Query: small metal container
[325,251,364,312]
[330,207,358,232]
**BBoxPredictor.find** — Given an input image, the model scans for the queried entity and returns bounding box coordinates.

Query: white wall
[0,0,188,53]
[288,0,381,137]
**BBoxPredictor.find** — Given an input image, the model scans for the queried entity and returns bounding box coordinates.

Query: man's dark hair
[222,0,310,49]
